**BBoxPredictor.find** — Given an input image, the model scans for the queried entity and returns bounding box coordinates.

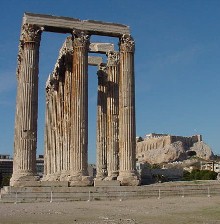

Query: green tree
[182,170,217,181]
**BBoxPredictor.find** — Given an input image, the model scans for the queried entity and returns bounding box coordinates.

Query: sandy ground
[1,196,220,224]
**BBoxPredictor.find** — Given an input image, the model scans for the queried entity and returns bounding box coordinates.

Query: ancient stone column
[69,30,92,186]
[55,76,65,179]
[117,34,140,186]
[43,77,61,181]
[10,24,42,186]
[96,64,108,180]
[106,52,120,180]
[43,82,51,180]
[60,45,73,181]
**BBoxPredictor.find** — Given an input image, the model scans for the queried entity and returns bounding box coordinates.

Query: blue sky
[0,0,220,163]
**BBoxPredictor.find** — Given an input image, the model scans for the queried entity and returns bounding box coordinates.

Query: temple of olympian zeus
[10,13,140,187]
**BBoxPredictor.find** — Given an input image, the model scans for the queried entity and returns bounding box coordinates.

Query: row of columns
[11,23,139,186]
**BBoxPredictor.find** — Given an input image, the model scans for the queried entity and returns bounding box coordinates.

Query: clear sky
[0,0,220,163]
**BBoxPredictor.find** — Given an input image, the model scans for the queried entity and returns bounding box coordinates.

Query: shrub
[1,175,11,187]
[182,170,217,181]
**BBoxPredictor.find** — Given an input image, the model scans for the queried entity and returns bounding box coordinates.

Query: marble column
[96,64,108,180]
[42,83,51,180]
[117,34,140,186]
[55,76,65,179]
[10,24,42,186]
[60,48,73,181]
[69,30,92,186]
[43,78,60,181]
[106,52,120,180]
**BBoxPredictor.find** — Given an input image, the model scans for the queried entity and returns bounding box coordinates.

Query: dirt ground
[1,196,220,224]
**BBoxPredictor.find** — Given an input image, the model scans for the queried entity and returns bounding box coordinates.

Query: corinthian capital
[72,30,90,48]
[21,24,43,43]
[119,34,135,53]
[107,51,119,66]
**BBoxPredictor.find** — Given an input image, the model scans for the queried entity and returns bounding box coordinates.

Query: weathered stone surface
[11,24,42,187]
[94,180,120,187]
[137,139,213,164]
[106,51,119,180]
[117,34,139,185]
[23,13,130,37]
[88,56,103,66]
[190,142,214,160]
[89,43,114,53]
[96,64,108,180]
[137,141,186,164]
[12,13,138,187]
[69,30,92,186]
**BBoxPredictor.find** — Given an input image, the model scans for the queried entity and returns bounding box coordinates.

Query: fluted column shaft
[60,50,73,180]
[11,24,42,186]
[96,64,107,179]
[106,52,120,180]
[69,30,92,185]
[43,88,50,178]
[117,35,139,186]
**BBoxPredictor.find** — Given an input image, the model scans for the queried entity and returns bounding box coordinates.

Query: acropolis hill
[136,133,213,164]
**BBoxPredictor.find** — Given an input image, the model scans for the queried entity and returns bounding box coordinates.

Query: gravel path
[1,196,220,223]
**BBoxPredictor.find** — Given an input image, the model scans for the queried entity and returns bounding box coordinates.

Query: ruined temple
[136,133,213,164]
[11,13,139,187]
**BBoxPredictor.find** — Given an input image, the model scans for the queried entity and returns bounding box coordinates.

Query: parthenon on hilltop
[11,13,140,187]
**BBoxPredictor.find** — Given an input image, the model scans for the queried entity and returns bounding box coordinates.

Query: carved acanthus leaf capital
[21,24,43,43]
[119,34,135,52]
[72,30,90,48]
[107,51,119,66]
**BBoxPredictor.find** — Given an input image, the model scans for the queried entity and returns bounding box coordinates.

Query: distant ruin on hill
[136,133,213,164]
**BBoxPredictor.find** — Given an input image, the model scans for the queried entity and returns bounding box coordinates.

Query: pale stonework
[11,24,42,186]
[11,13,139,187]
[106,52,120,180]
[117,35,140,186]
[96,64,108,179]
[68,30,93,186]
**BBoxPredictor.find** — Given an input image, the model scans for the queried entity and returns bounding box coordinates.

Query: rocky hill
[136,139,214,164]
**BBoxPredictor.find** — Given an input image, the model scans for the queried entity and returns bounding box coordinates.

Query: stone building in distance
[136,133,213,164]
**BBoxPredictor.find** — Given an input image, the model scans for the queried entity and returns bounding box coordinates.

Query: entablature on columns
[23,12,130,37]
[44,37,118,90]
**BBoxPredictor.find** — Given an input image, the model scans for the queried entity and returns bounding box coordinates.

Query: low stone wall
[1,181,220,203]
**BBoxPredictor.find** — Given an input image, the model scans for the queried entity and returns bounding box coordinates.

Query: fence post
[207,187,211,197]
[87,190,91,202]
[119,191,122,201]
[14,191,18,204]
[50,188,53,203]
[182,188,185,198]
[158,189,161,199]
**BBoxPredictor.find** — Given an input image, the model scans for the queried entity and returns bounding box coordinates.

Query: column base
[41,174,60,181]
[94,179,120,187]
[117,171,140,186]
[105,176,118,181]
[59,172,70,181]
[68,175,93,186]
[94,175,105,181]
[10,174,39,187]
